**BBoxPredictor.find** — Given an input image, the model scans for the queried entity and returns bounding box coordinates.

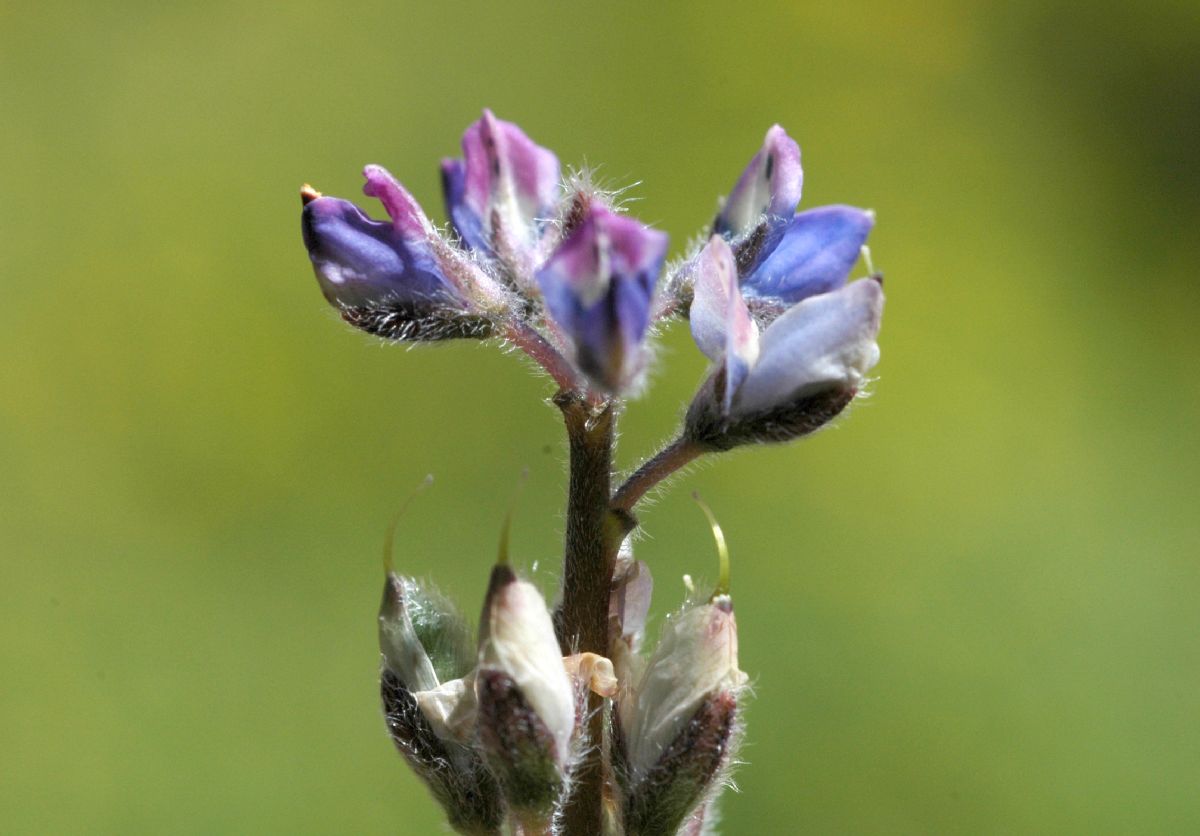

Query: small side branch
[504,320,581,394]
[611,437,706,515]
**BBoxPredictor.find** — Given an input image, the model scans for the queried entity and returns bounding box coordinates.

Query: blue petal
[440,158,489,253]
[742,205,874,304]
[301,196,456,308]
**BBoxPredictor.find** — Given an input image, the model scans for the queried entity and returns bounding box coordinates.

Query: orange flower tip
[300,184,322,205]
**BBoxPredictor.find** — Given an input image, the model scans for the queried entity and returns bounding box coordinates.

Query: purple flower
[536,202,668,393]
[300,167,508,340]
[685,235,883,447]
[301,189,453,309]
[712,124,803,239]
[704,125,874,313]
[441,109,561,278]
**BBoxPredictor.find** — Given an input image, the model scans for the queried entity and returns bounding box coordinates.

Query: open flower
[536,202,668,393]
[684,235,883,449]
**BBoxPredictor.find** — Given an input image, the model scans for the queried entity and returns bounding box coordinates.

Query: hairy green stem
[610,437,706,515]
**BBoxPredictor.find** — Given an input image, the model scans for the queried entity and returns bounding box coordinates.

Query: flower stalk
[611,438,707,515]
[555,392,621,836]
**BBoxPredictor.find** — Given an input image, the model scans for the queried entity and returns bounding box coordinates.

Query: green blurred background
[3,1,1198,833]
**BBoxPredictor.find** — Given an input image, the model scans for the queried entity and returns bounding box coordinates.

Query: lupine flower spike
[299,113,885,835]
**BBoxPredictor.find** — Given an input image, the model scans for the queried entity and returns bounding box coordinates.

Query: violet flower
[297,111,889,836]
[667,125,874,323]
[536,202,668,393]
[300,167,508,341]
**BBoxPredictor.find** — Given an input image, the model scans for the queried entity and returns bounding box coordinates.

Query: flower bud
[299,167,506,341]
[620,596,746,836]
[624,691,737,836]
[535,202,668,393]
[378,573,475,691]
[377,574,502,835]
[475,564,576,817]
[441,109,561,279]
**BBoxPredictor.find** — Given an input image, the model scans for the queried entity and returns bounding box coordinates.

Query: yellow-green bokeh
[2,1,1198,833]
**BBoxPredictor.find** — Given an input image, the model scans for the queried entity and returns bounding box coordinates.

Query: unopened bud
[535,201,668,393]
[619,598,745,836]
[620,505,748,835]
[378,573,475,691]
[381,671,503,836]
[442,109,561,281]
[624,690,737,836]
[713,124,803,239]
[377,574,500,834]
[475,564,576,817]
[624,597,746,778]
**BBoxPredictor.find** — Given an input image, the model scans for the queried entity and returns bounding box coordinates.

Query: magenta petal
[362,165,432,240]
